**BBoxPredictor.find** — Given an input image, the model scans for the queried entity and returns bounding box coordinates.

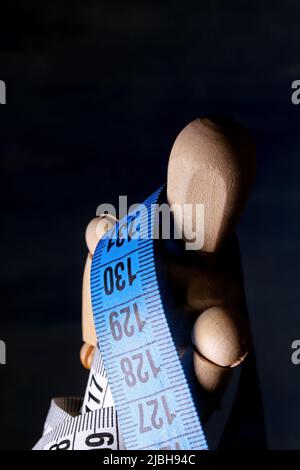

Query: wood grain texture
[81,117,255,395]
[167,116,256,253]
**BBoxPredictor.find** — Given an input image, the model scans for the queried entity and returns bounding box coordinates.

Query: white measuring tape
[34,187,208,450]
[33,347,123,450]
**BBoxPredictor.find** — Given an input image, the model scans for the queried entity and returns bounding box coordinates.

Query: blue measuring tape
[91,187,208,450]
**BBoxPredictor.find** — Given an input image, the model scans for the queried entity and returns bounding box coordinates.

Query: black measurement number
[85,374,103,413]
[49,439,70,450]
[103,257,136,295]
[85,432,114,448]
[121,349,161,387]
[49,433,114,450]
[109,302,145,341]
[107,215,140,252]
[139,395,175,433]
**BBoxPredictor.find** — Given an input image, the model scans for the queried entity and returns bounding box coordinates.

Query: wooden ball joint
[80,215,116,369]
[191,307,250,393]
[81,116,255,395]
[167,116,255,392]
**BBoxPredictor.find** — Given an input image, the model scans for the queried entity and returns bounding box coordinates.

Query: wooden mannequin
[80,116,256,396]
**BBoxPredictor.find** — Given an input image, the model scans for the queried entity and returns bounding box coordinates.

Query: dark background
[0,0,299,449]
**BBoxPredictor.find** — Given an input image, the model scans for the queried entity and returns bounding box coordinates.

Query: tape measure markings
[34,187,207,451]
[91,187,207,450]
[33,347,125,450]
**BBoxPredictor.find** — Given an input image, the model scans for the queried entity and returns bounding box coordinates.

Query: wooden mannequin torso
[80,116,256,397]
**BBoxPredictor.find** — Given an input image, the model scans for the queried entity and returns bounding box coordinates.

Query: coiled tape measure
[33,187,208,451]
[34,348,123,450]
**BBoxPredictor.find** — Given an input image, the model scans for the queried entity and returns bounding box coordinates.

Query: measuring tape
[33,187,207,450]
[33,347,124,450]
[90,187,207,450]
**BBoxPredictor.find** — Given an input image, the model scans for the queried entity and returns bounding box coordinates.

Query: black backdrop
[0,0,300,449]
